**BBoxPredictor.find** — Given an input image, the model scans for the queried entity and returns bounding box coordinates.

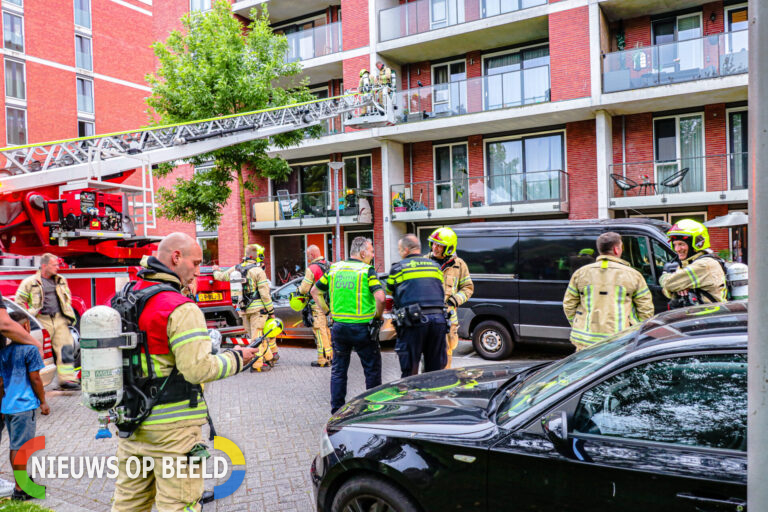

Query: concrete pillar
[595,109,613,219]
[380,139,406,268]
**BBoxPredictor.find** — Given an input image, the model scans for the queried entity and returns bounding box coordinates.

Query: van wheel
[472,320,513,360]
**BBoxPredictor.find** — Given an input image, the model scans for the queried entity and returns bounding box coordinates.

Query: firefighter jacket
[429,253,474,309]
[563,255,654,347]
[133,257,244,429]
[386,255,444,309]
[659,251,727,303]
[15,271,76,324]
[315,259,382,324]
[298,257,330,296]
[243,265,273,316]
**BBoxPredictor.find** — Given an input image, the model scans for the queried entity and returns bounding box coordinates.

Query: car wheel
[332,476,419,512]
[472,320,513,360]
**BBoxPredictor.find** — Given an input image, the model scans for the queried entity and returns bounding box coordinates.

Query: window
[484,46,550,109]
[78,120,94,137]
[198,237,218,265]
[654,114,704,193]
[728,110,748,190]
[650,237,676,280]
[434,143,468,209]
[190,0,211,12]
[652,14,702,74]
[572,353,747,451]
[431,0,464,28]
[4,59,24,99]
[76,77,94,113]
[74,0,90,28]
[3,12,23,52]
[486,132,564,204]
[457,236,518,275]
[271,162,331,218]
[620,235,654,285]
[343,155,372,191]
[432,60,467,115]
[6,106,26,145]
[75,35,92,71]
[725,6,748,56]
[518,235,597,281]
[5,0,22,6]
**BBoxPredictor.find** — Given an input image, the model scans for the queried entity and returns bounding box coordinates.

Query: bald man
[112,232,258,512]
[298,245,332,367]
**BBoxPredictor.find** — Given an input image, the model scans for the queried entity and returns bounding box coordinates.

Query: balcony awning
[704,211,748,228]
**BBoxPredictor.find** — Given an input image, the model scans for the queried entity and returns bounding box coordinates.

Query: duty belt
[420,307,446,315]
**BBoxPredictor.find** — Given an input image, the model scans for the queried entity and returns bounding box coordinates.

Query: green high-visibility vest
[327,260,378,323]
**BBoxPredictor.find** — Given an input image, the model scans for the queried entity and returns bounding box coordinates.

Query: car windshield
[496,325,642,424]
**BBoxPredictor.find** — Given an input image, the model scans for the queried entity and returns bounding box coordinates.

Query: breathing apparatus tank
[230,270,244,309]
[726,262,748,300]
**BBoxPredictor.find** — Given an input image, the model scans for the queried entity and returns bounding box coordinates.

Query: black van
[453,219,678,359]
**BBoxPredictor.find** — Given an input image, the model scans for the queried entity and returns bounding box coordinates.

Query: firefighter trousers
[111,423,204,512]
[37,313,77,384]
[444,307,459,369]
[312,306,332,364]
[243,311,277,355]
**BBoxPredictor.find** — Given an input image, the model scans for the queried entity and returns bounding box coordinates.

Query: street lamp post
[329,161,345,262]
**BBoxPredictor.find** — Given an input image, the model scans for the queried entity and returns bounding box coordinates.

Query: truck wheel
[472,320,513,360]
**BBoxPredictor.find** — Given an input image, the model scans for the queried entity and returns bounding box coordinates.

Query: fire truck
[0,92,377,342]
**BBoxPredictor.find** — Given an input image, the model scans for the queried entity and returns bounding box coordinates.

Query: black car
[311,302,747,512]
[452,218,679,359]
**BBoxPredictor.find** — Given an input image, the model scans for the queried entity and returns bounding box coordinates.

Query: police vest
[388,256,444,308]
[327,260,377,323]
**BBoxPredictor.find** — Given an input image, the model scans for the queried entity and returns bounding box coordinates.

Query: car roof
[451,218,671,236]
[633,301,747,351]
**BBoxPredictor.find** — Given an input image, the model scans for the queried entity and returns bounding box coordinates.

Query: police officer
[660,219,727,306]
[427,227,473,369]
[563,232,654,351]
[213,244,277,371]
[312,236,384,414]
[15,253,80,390]
[388,234,447,377]
[111,233,258,512]
[297,244,332,367]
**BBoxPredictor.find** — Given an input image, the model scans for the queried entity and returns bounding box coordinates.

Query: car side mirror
[542,411,579,460]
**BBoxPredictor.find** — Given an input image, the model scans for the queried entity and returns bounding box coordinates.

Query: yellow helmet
[668,219,710,252]
[263,317,283,338]
[245,243,265,263]
[360,69,369,77]
[428,227,458,257]
[289,292,308,312]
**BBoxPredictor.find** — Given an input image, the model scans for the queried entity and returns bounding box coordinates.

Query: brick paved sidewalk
[0,344,488,512]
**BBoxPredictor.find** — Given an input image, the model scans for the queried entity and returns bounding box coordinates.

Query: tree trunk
[237,168,248,252]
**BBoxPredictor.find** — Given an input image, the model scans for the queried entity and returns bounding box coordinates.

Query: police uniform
[15,271,78,384]
[298,256,332,366]
[315,259,382,414]
[659,252,727,304]
[387,255,447,377]
[112,257,247,512]
[429,253,473,369]
[563,255,654,351]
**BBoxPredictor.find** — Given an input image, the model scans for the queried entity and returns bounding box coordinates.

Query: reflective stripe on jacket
[563,255,654,347]
[386,255,444,309]
[15,271,76,323]
[244,265,273,314]
[659,252,727,303]
[316,259,382,323]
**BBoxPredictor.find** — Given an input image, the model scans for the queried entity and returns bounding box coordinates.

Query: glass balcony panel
[285,21,342,62]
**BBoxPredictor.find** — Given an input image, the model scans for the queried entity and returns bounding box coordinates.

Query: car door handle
[676,492,746,510]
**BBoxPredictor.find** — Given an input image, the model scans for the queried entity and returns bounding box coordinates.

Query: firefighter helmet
[668,219,711,253]
[428,227,458,257]
[289,292,308,312]
[263,317,283,338]
[245,244,265,263]
[360,69,369,77]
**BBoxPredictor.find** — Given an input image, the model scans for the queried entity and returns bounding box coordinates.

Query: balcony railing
[285,21,343,62]
[603,30,748,93]
[250,188,375,225]
[393,65,550,123]
[379,0,547,42]
[390,170,567,214]
[609,153,748,198]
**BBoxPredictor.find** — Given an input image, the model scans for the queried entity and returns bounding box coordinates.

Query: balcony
[390,170,568,222]
[608,153,748,209]
[602,31,748,94]
[285,21,343,63]
[393,65,550,123]
[250,189,375,230]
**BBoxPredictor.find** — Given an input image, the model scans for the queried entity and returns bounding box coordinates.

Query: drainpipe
[621,115,626,177]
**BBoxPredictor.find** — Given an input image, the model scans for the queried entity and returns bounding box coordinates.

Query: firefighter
[659,219,727,307]
[388,234,447,378]
[15,253,80,390]
[111,233,258,512]
[427,227,473,369]
[375,61,396,96]
[213,244,277,371]
[297,244,332,367]
[563,232,654,351]
[313,236,385,414]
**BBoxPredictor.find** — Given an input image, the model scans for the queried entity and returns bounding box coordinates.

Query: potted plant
[392,192,406,212]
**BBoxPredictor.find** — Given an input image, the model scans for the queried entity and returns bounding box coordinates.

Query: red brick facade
[549,6,591,101]
[566,120,598,219]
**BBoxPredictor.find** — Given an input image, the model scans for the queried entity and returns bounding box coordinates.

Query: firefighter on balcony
[213,244,278,371]
[297,244,333,367]
[563,232,654,351]
[15,253,80,390]
[111,233,258,512]
[659,219,727,308]
[375,61,397,98]
[427,227,474,369]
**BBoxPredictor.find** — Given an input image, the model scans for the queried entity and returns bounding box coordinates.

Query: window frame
[74,0,91,29]
[269,232,331,283]
[5,105,27,146]
[342,153,373,192]
[77,119,95,137]
[74,33,93,71]
[652,112,706,190]
[433,141,469,210]
[3,10,24,53]
[481,43,551,110]
[4,57,26,101]
[190,0,212,12]
[431,58,467,114]
[726,106,748,192]
[76,76,95,114]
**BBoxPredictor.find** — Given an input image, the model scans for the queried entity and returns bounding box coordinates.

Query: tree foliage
[146,0,318,233]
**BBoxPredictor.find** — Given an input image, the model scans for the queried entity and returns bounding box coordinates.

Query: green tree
[146,0,318,242]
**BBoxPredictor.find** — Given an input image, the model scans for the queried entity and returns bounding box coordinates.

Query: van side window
[457,237,517,274]
[621,236,654,285]
[651,238,677,279]
[519,236,596,280]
